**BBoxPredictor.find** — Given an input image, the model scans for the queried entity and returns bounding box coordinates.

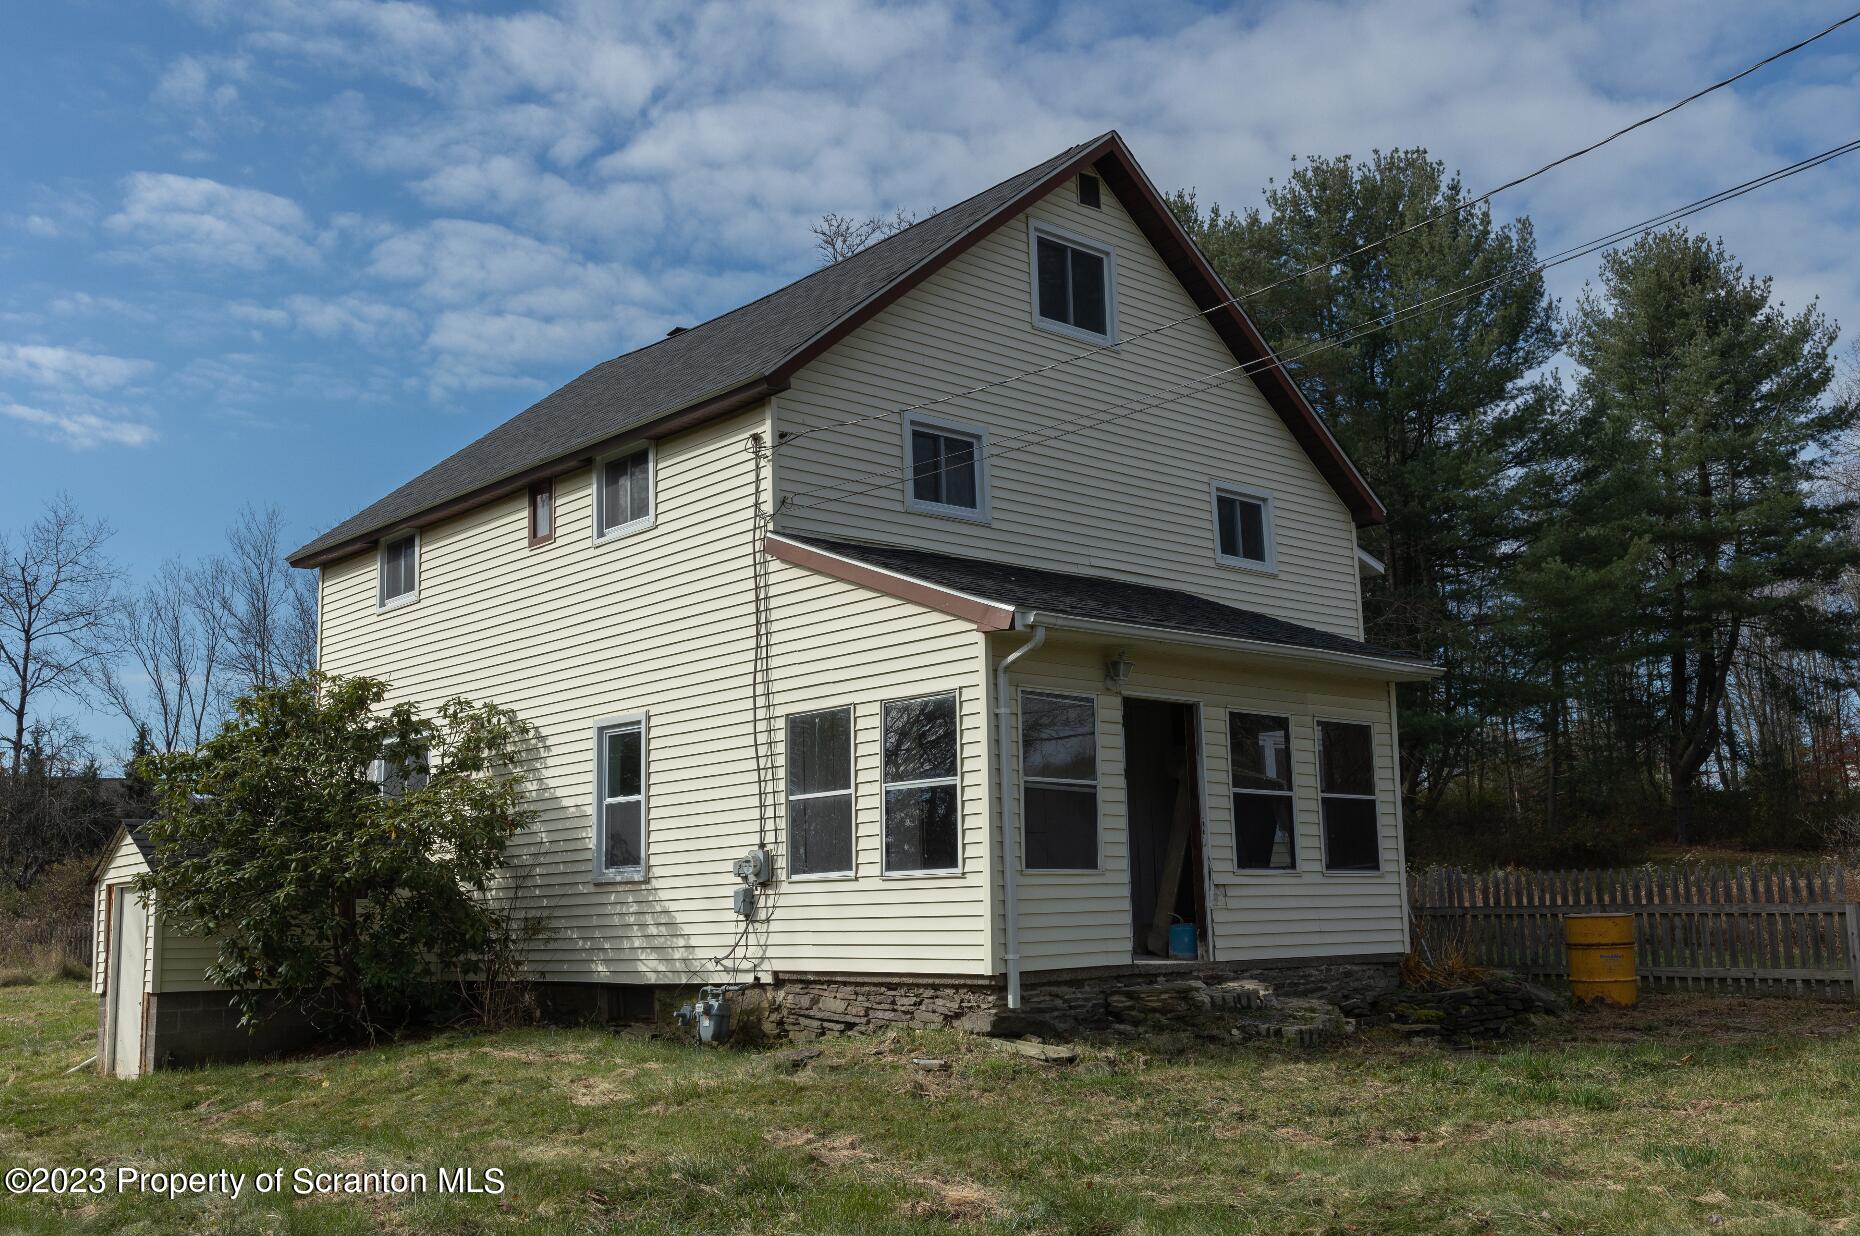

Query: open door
[1123,698,1208,959]
[108,887,146,1078]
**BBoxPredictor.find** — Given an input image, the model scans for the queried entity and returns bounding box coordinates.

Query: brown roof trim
[765,534,1017,631]
[289,376,783,568]
[1090,137,1384,526]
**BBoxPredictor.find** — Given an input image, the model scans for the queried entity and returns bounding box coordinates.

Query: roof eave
[1021,612,1441,681]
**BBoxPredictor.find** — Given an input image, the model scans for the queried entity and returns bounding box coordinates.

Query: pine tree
[1172,150,1558,816]
[1533,228,1859,843]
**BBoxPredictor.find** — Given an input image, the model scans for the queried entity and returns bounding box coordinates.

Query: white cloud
[105,172,318,270]
[2,402,157,449]
[0,343,155,391]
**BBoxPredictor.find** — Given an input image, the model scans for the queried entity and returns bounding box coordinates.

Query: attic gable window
[595,445,653,541]
[377,532,419,610]
[1030,223,1114,343]
[1077,173,1102,209]
[1212,484,1275,572]
[903,414,988,521]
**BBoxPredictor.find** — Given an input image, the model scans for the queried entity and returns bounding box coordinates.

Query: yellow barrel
[1565,913,1638,1006]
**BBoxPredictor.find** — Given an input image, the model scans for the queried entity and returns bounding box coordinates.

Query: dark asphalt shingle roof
[289,137,1104,564]
[789,535,1431,668]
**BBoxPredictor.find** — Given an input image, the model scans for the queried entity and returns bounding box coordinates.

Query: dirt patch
[764,1127,1005,1220]
[1555,994,1860,1044]
[566,1075,633,1106]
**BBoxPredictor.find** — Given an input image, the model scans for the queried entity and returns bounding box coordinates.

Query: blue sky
[4,0,1859,757]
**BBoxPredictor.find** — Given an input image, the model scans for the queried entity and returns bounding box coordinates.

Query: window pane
[1021,693,1095,781]
[606,725,642,799]
[788,709,851,796]
[1318,721,1375,795]
[1217,495,1240,559]
[884,783,959,871]
[941,436,977,509]
[1036,237,1070,324]
[1239,499,1266,561]
[1229,712,1291,791]
[1069,247,1107,335]
[883,694,957,782]
[627,451,650,522]
[1025,785,1097,869]
[910,431,942,503]
[601,458,623,528]
[1234,793,1295,869]
[790,795,853,875]
[533,487,552,538]
[381,537,414,601]
[1322,797,1380,871]
[603,800,642,870]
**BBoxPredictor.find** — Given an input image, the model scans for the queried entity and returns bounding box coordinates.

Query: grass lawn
[4,980,1860,1234]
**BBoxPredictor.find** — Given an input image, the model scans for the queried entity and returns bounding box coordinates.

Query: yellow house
[114,131,1437,1048]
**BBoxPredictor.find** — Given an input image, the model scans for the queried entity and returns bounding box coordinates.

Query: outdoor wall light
[1104,650,1135,692]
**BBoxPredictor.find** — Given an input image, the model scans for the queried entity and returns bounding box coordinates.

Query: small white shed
[91,822,157,1077]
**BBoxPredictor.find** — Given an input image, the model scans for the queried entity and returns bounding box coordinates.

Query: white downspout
[994,621,1045,1009]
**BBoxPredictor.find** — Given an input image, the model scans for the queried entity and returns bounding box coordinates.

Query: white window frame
[1228,710,1297,873]
[1315,717,1381,875]
[901,413,991,524]
[592,712,648,882]
[786,704,857,881]
[1018,687,1101,873]
[1210,481,1277,574]
[592,443,656,544]
[880,691,963,877]
[376,529,420,612]
[1027,219,1117,345]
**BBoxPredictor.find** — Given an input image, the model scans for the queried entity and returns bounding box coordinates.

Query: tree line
[0,500,315,888]
[1171,149,1860,861]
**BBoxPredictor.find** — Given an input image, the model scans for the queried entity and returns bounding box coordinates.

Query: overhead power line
[780,135,1860,515]
[773,9,1860,454]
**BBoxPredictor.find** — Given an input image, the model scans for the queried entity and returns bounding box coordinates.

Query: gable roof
[290,132,1382,567]
[769,534,1435,678]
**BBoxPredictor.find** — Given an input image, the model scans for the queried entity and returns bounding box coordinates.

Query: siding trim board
[765,534,1017,630]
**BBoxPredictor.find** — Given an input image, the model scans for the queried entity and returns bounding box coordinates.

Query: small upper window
[596,717,646,878]
[1318,720,1379,872]
[596,447,652,539]
[904,416,986,519]
[378,532,418,609]
[1077,173,1102,209]
[882,693,960,873]
[528,480,554,546]
[1032,227,1112,341]
[371,743,429,798]
[1213,486,1274,570]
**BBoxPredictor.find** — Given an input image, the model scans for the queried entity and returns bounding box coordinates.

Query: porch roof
[765,534,1440,680]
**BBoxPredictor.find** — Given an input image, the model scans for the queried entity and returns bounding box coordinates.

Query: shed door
[108,888,147,1078]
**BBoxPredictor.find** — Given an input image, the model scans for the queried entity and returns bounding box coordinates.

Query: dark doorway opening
[1123,697,1207,959]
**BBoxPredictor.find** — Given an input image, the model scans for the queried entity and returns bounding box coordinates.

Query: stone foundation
[764,978,1001,1040]
[1349,973,1567,1040]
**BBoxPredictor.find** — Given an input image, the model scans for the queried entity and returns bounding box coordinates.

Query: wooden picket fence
[1409,863,1860,1001]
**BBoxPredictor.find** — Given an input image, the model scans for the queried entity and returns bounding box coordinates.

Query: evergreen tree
[1172,150,1558,815]
[1529,229,1859,843]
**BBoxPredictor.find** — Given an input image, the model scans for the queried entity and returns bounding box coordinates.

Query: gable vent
[1077,173,1102,209]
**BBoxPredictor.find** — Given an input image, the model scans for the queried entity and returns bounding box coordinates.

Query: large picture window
[1230,712,1295,870]
[595,716,646,878]
[1317,720,1378,872]
[882,693,960,873]
[595,446,652,539]
[1021,690,1098,870]
[787,706,854,877]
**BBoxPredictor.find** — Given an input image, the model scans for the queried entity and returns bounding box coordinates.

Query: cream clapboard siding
[91,831,225,994]
[994,634,1407,972]
[772,176,1365,639]
[317,404,994,980]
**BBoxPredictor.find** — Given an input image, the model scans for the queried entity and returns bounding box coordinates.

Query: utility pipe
[993,621,1046,1009]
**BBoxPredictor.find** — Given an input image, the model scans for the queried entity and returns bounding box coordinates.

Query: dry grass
[4,980,1860,1233]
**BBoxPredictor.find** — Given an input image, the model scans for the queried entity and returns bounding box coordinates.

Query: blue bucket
[1168,922,1198,960]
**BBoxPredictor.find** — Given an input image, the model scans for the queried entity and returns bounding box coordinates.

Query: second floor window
[596,447,652,539]
[528,480,554,546]
[378,532,418,609]
[1213,485,1274,570]
[1032,226,1112,341]
[905,416,985,518]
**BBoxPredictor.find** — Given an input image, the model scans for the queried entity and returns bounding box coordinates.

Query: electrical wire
[780,135,1860,514]
[772,9,1860,454]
